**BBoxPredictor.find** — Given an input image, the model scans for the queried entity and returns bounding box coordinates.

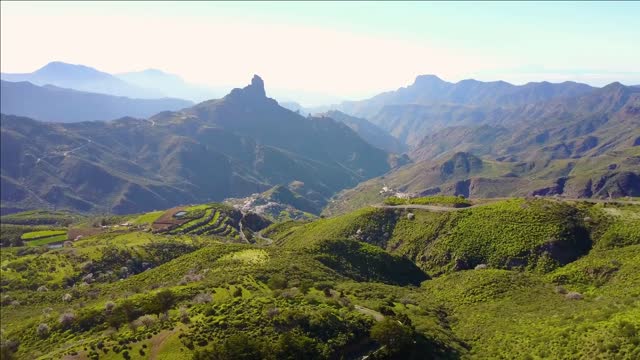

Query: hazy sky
[2,1,639,105]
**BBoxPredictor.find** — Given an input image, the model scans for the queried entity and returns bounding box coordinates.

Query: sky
[1,1,639,106]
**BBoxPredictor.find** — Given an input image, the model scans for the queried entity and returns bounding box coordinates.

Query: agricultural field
[18,230,68,248]
[1,198,639,359]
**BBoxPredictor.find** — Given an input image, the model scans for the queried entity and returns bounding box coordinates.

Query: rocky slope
[1,76,396,214]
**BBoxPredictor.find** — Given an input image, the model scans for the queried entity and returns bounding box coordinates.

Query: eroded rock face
[575,179,594,198]
[453,179,471,198]
[531,177,567,196]
[593,172,640,197]
[241,212,272,232]
[453,257,470,271]
[439,152,483,179]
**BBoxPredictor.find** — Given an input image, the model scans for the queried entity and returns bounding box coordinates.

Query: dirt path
[238,213,248,243]
[354,304,384,322]
[254,230,274,245]
[149,328,176,360]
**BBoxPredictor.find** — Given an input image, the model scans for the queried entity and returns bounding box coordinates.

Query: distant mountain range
[336,75,596,118]
[331,75,598,147]
[1,76,398,214]
[1,61,223,102]
[1,61,165,99]
[319,110,406,154]
[325,82,640,215]
[116,69,225,102]
[1,62,638,215]
[1,80,193,122]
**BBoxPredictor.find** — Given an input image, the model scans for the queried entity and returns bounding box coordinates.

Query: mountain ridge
[333,74,597,120]
[1,61,164,99]
[0,80,193,122]
[0,76,395,214]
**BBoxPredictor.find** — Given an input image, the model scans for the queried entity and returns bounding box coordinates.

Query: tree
[193,334,262,360]
[268,275,288,290]
[273,330,321,360]
[154,289,175,314]
[370,319,414,355]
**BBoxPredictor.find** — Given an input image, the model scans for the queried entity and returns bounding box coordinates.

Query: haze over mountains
[1,76,397,214]
[1,61,220,102]
[116,69,225,102]
[1,62,165,99]
[326,82,640,214]
[1,61,639,215]
[0,80,193,122]
[329,75,598,147]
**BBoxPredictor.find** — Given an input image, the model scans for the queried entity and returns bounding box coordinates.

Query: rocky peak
[227,74,267,100]
[412,74,446,87]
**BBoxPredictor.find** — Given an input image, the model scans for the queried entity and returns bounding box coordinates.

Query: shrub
[268,275,288,290]
[266,307,280,318]
[273,330,321,360]
[299,280,312,295]
[138,314,157,328]
[105,301,115,313]
[37,323,50,338]
[179,272,204,285]
[194,334,263,360]
[179,307,190,324]
[62,293,73,302]
[59,312,76,328]
[370,318,414,354]
[193,293,212,304]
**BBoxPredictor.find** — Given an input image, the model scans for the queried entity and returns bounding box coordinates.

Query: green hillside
[1,199,639,359]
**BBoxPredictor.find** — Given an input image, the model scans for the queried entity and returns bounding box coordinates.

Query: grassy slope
[271,199,604,275]
[2,200,639,359]
[420,246,640,359]
[1,235,446,359]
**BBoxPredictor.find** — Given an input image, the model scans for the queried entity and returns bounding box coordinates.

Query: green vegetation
[131,211,164,225]
[1,224,66,247]
[20,230,67,240]
[24,234,68,247]
[383,195,472,207]
[272,198,599,274]
[19,230,68,247]
[421,199,591,274]
[0,210,83,226]
[1,198,639,359]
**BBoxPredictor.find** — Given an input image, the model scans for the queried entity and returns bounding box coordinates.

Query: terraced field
[20,230,68,247]
[159,204,243,240]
